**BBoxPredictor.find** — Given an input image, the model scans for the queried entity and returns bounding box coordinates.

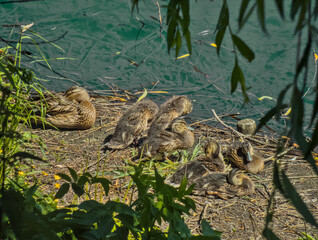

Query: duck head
[64,86,91,103]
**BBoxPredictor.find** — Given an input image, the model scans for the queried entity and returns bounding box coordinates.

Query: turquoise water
[1,1,316,132]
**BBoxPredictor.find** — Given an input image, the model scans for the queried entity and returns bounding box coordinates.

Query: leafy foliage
[130,0,318,238]
[54,167,111,199]
[1,164,221,239]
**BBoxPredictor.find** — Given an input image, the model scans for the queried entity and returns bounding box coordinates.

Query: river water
[1,0,316,133]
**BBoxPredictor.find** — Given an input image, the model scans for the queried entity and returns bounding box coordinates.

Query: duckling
[166,140,225,187]
[32,85,96,130]
[237,118,256,135]
[143,118,194,160]
[226,168,255,196]
[148,95,192,136]
[105,99,159,149]
[192,168,254,198]
[227,141,264,174]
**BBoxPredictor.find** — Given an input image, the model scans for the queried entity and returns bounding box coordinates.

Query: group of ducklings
[32,86,264,198]
[105,94,264,198]
[105,95,194,161]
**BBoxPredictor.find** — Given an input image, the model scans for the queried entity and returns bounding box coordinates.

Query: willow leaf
[274,0,284,19]
[232,34,255,62]
[256,0,266,32]
[238,0,251,30]
[215,28,225,55]
[167,16,177,53]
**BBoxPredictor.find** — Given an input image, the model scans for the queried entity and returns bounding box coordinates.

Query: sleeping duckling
[228,141,264,174]
[143,118,194,160]
[105,99,159,149]
[226,168,255,196]
[192,168,254,198]
[148,95,192,136]
[166,140,225,187]
[32,85,96,130]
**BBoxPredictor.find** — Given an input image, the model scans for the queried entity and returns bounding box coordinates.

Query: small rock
[237,119,256,135]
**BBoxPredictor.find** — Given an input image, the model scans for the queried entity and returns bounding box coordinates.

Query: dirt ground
[23,95,318,240]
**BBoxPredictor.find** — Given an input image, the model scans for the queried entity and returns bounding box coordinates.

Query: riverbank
[23,93,318,239]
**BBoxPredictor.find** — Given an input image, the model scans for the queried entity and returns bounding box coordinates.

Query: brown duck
[192,168,255,198]
[32,85,96,130]
[226,168,255,196]
[143,118,194,160]
[227,141,264,174]
[166,140,225,187]
[105,99,159,149]
[148,95,193,136]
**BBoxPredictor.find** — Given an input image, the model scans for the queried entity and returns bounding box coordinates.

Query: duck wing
[167,161,211,187]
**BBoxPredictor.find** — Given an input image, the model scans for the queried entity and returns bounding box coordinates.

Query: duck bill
[187,126,194,131]
[246,151,252,162]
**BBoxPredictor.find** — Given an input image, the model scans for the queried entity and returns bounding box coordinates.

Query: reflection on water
[0,0,315,133]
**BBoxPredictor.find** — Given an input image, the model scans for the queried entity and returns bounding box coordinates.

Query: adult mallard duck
[166,140,225,186]
[191,168,255,198]
[227,141,264,174]
[143,118,194,160]
[31,85,96,130]
[105,99,159,149]
[148,95,192,136]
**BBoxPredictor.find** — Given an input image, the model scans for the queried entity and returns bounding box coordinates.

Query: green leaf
[175,29,182,58]
[77,175,90,187]
[256,0,266,33]
[238,2,257,31]
[290,87,318,175]
[91,177,111,195]
[56,173,72,182]
[231,59,248,102]
[167,16,177,53]
[294,3,307,33]
[67,167,78,182]
[216,1,229,31]
[295,37,311,79]
[231,60,240,93]
[290,0,301,20]
[214,0,229,55]
[131,0,139,13]
[231,34,255,62]
[215,28,226,55]
[181,0,190,30]
[71,183,85,197]
[238,0,251,29]
[281,171,318,227]
[24,184,38,200]
[184,30,192,56]
[201,219,222,238]
[54,183,70,199]
[274,0,284,18]
[0,63,17,91]
[309,81,318,126]
[178,176,188,195]
[314,1,318,19]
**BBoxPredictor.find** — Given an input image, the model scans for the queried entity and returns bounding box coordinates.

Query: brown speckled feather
[106,99,159,149]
